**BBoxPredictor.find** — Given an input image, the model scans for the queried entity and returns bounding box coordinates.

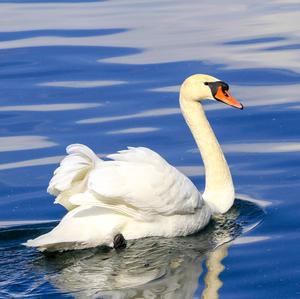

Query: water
[0,0,299,298]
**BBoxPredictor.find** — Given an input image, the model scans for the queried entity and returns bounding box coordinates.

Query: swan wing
[85,147,203,219]
[47,144,101,210]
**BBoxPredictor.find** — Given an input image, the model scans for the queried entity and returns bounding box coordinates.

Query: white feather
[25,145,209,251]
[25,74,239,251]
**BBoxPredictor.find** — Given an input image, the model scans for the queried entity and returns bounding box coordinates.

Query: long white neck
[179,95,234,214]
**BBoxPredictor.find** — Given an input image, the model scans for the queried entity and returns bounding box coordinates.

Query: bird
[24,74,243,252]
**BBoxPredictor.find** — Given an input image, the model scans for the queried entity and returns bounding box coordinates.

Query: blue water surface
[0,0,299,298]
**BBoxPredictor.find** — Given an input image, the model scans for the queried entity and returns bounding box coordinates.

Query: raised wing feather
[88,147,203,217]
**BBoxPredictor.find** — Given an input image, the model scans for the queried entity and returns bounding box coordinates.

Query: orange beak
[215,86,243,109]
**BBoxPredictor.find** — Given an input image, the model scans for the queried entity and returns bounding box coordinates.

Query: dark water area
[0,0,299,298]
[0,200,264,298]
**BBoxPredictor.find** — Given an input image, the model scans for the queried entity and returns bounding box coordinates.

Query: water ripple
[0,199,265,298]
[0,103,101,111]
[0,136,57,152]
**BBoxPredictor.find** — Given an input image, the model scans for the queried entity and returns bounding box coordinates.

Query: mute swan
[25,74,243,252]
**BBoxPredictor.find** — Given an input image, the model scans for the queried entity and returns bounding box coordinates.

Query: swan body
[25,74,243,251]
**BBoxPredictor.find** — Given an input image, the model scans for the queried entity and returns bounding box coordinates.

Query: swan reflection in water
[34,200,263,299]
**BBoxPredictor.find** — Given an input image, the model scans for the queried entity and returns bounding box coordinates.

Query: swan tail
[47,144,101,210]
[24,206,126,252]
[24,237,86,252]
[24,229,86,252]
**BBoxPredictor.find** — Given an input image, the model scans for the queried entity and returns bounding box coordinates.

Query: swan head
[180,74,243,109]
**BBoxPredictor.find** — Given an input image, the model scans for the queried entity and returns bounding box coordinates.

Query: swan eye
[205,81,219,97]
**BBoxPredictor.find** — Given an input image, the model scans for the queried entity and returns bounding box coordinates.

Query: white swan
[25,74,243,251]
